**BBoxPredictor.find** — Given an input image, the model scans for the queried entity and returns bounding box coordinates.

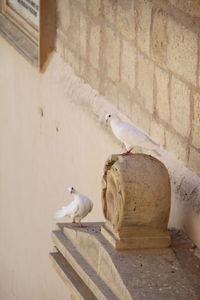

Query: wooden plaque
[0,0,56,71]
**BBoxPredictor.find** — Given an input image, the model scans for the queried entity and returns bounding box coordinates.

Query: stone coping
[50,223,200,299]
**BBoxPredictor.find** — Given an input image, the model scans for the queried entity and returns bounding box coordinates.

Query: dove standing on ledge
[105,113,159,156]
[54,187,93,227]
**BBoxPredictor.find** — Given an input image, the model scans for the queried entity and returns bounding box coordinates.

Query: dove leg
[119,148,134,156]
[72,217,77,224]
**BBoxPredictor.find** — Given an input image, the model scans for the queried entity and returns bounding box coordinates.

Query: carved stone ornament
[101,154,171,249]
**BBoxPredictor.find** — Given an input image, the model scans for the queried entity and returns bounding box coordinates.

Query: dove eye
[108,114,111,118]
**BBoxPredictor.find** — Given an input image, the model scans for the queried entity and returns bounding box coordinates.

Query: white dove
[105,113,159,155]
[54,187,93,227]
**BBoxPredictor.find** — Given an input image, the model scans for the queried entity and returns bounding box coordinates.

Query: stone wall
[56,0,200,176]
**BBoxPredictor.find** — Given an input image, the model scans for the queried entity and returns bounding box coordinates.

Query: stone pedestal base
[101,223,171,250]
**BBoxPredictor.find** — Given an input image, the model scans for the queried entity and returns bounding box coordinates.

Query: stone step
[52,223,199,300]
[51,230,119,300]
[57,222,132,300]
[49,251,97,300]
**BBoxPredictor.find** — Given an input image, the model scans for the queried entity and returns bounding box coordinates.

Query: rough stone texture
[131,101,151,134]
[67,2,80,52]
[116,0,135,41]
[136,0,152,55]
[101,154,171,249]
[104,26,120,82]
[137,53,154,113]
[51,224,200,299]
[168,0,200,18]
[155,67,170,123]
[171,76,191,138]
[57,0,70,33]
[165,130,188,163]
[79,12,88,60]
[89,23,101,69]
[64,47,80,76]
[88,0,102,17]
[118,82,132,119]
[150,119,165,147]
[188,147,200,177]
[85,66,100,91]
[103,0,117,24]
[103,79,118,107]
[151,8,168,65]
[167,18,198,85]
[192,92,200,149]
[121,40,136,90]
[75,0,87,9]
[55,0,200,173]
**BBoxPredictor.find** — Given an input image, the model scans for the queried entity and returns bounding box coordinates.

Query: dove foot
[118,149,134,156]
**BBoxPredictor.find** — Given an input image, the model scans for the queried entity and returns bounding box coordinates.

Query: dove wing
[117,123,145,146]
[54,200,79,219]
[118,122,158,149]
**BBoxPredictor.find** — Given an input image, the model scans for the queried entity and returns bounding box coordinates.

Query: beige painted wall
[0,36,118,300]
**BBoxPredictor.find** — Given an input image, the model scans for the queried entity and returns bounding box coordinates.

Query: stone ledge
[52,229,118,300]
[50,223,200,299]
[49,252,97,300]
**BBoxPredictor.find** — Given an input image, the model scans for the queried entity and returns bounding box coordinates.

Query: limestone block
[104,26,120,82]
[102,154,171,249]
[64,48,80,76]
[151,8,168,65]
[88,0,101,17]
[137,53,154,113]
[167,18,198,85]
[104,79,118,107]
[118,83,132,119]
[67,3,80,52]
[55,30,66,58]
[192,92,200,148]
[188,147,200,177]
[80,12,88,60]
[57,0,70,32]
[116,0,135,41]
[171,76,191,138]
[121,40,136,90]
[89,23,101,69]
[103,0,117,24]
[136,0,152,55]
[165,130,188,163]
[168,0,200,18]
[86,66,100,91]
[150,119,165,147]
[131,102,151,134]
[155,67,170,123]
[75,0,87,9]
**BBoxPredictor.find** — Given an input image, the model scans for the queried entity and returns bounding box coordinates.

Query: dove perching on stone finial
[105,113,159,156]
[54,187,93,227]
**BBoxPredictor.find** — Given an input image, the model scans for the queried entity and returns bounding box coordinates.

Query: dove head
[68,186,75,194]
[105,113,112,122]
[105,113,120,123]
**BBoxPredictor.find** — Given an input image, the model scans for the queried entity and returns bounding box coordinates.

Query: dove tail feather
[53,207,69,219]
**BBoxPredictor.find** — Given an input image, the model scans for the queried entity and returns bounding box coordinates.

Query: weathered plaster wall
[0,36,116,300]
[56,0,200,177]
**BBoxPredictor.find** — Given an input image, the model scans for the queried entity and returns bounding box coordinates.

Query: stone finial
[101,154,171,249]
